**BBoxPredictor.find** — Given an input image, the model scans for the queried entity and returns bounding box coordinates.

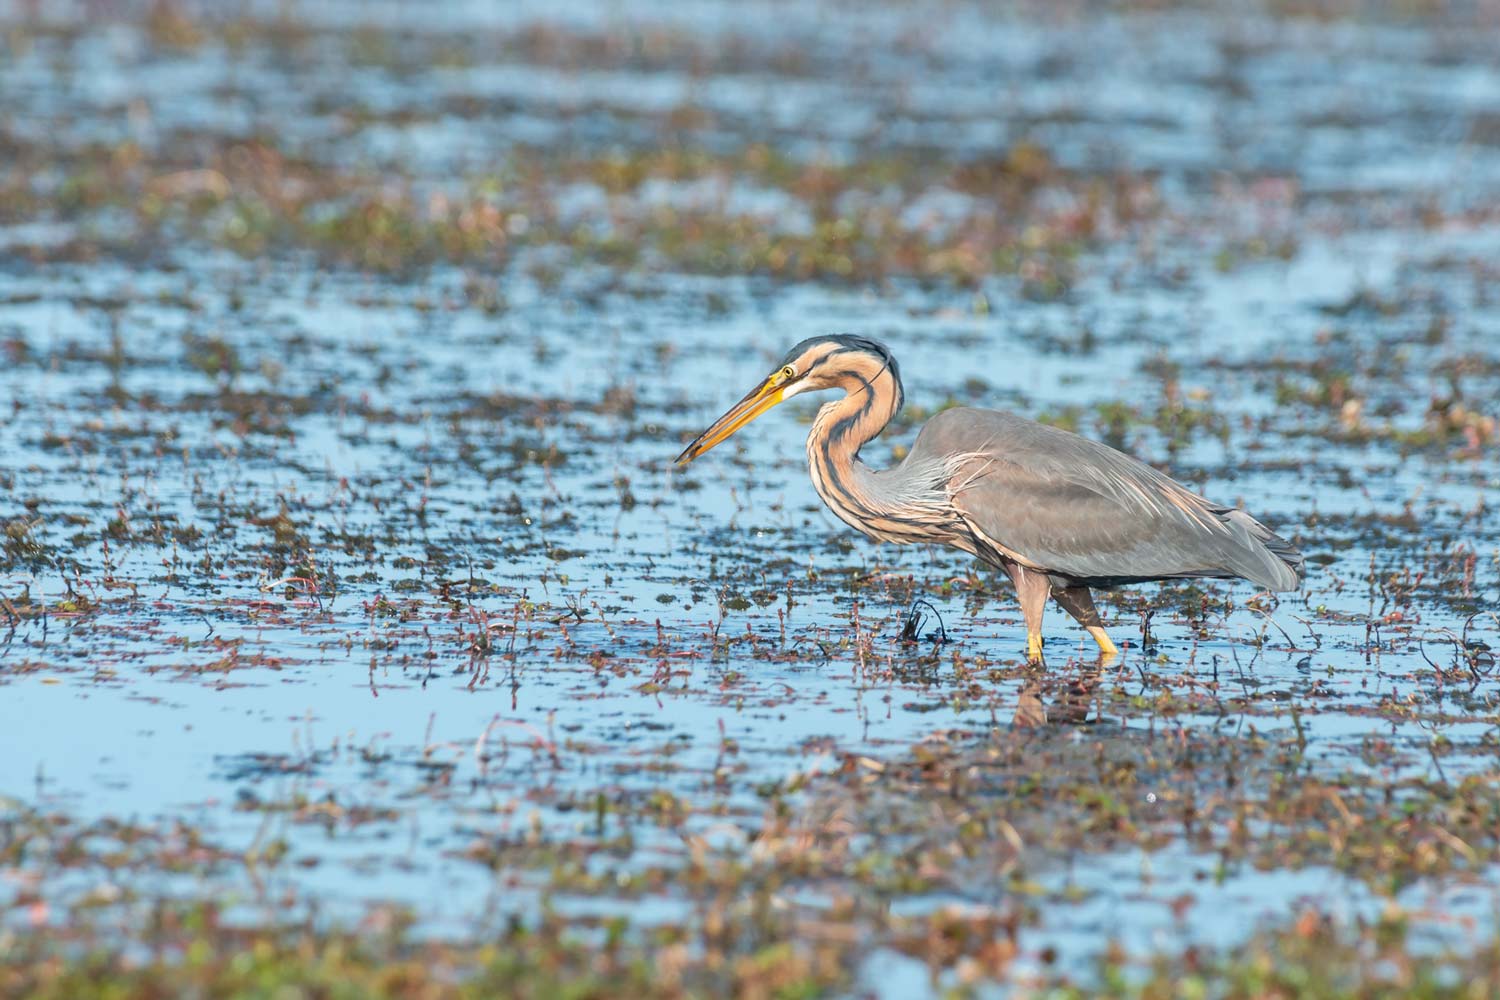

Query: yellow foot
[1087,626,1119,659]
[1026,631,1044,663]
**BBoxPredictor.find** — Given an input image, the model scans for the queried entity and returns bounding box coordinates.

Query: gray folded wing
[913,407,1302,590]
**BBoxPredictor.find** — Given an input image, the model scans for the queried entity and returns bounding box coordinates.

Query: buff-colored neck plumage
[802,350,961,545]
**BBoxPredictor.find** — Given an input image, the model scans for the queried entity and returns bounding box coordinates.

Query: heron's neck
[805,371,903,528]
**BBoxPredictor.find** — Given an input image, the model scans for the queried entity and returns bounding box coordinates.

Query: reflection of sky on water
[5,219,1499,959]
[3,0,1500,984]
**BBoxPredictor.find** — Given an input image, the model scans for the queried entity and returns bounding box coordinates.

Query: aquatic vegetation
[3,1,1500,996]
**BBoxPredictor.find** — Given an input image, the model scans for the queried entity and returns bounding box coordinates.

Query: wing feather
[911,407,1302,590]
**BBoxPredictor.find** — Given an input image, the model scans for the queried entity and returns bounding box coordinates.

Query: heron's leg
[1005,563,1051,663]
[1052,586,1119,658]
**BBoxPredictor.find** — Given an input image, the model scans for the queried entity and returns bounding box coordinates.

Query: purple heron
[676,335,1303,662]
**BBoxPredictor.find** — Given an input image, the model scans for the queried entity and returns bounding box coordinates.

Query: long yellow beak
[675,378,787,465]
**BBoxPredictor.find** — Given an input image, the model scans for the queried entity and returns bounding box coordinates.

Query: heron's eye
[776,365,796,384]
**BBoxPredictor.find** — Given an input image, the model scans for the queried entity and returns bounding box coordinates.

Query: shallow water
[3,0,1500,992]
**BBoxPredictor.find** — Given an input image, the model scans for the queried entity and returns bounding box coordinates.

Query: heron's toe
[1087,626,1119,658]
[1025,631,1045,663]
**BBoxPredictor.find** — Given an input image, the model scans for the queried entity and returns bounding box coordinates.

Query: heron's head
[675,335,901,464]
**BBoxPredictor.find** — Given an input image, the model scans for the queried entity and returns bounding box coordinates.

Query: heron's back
[912,407,1303,591]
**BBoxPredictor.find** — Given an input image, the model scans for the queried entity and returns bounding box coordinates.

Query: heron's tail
[1215,507,1304,592]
